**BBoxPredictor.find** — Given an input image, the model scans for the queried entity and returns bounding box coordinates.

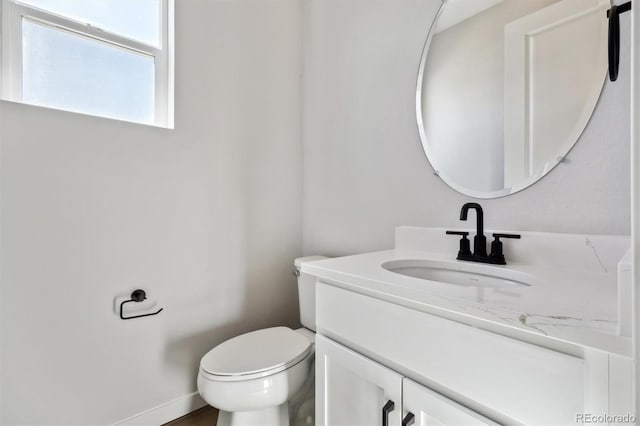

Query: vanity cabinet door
[316,334,403,426]
[402,379,497,426]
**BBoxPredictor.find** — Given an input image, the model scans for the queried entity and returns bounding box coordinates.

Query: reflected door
[504,0,609,188]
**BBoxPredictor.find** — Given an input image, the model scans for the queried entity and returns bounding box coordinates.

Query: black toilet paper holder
[120,289,164,320]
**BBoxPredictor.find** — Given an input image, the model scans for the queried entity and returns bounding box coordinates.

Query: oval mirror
[417,0,610,198]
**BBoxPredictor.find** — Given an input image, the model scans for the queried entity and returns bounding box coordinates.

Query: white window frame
[0,0,174,128]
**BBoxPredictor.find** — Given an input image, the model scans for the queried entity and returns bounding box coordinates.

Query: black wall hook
[608,1,632,82]
[120,289,163,320]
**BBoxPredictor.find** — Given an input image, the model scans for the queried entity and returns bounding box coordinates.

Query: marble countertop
[302,227,632,358]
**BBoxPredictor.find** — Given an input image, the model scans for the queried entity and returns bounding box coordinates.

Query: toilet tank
[294,256,327,332]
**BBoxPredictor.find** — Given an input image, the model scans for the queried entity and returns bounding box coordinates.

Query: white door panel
[316,334,403,426]
[402,379,497,426]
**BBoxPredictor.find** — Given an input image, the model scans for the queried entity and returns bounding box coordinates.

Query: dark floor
[163,406,219,426]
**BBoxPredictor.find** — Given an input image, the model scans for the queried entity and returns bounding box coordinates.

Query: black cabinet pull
[402,412,415,426]
[382,400,395,426]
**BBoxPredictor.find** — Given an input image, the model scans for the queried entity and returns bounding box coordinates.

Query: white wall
[0,0,302,424]
[302,0,631,256]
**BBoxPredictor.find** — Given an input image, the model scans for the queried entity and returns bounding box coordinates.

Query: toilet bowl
[197,256,326,426]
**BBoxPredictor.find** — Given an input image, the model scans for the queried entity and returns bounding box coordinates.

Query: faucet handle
[489,233,521,264]
[492,233,521,240]
[446,230,472,258]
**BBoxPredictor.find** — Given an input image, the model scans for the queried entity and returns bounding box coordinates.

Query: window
[0,0,173,127]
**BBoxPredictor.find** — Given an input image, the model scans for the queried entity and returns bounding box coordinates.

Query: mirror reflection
[417,0,610,198]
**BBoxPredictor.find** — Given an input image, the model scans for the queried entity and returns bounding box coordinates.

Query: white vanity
[304,227,633,425]
[301,0,635,423]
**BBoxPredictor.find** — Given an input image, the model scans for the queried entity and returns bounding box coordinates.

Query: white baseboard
[113,392,208,426]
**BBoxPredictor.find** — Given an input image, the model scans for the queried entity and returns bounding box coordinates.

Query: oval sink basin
[382,259,532,287]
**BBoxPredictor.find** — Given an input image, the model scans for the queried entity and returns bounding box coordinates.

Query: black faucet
[446,203,520,265]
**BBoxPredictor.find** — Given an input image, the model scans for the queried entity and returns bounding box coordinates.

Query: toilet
[197,256,326,426]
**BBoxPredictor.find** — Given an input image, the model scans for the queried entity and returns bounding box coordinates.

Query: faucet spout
[460,203,486,257]
[460,202,484,236]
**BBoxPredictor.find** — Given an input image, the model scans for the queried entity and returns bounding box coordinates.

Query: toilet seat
[199,327,312,382]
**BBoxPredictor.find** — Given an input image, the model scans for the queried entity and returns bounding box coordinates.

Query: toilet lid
[200,327,312,378]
